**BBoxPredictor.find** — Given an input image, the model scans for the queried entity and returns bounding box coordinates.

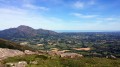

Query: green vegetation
[0,38,34,51]
[10,32,120,57]
[2,54,120,67]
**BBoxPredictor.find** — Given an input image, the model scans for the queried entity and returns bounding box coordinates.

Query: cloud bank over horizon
[0,0,120,30]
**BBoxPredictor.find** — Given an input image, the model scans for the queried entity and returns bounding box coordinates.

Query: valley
[0,25,120,67]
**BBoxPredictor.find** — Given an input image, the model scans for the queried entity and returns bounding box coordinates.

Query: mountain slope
[0,25,57,39]
[37,29,57,35]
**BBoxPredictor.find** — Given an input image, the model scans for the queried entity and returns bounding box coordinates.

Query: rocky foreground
[0,48,40,61]
[0,48,83,67]
[0,48,24,60]
[0,48,40,67]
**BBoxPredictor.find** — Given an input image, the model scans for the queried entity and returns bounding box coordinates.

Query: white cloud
[105,18,115,21]
[0,7,120,31]
[0,8,27,15]
[0,7,65,30]
[0,0,120,31]
[71,13,97,18]
[97,17,118,21]
[73,1,84,9]
[73,0,96,9]
[0,0,49,11]
[23,4,49,11]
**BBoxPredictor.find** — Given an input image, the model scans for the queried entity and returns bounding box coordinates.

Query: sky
[0,0,120,31]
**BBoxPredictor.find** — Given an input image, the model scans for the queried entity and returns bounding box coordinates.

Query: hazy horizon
[0,25,120,33]
[54,30,120,32]
[0,0,120,30]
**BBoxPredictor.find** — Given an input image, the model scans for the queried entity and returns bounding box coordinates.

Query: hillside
[1,54,120,67]
[0,38,33,51]
[0,25,57,39]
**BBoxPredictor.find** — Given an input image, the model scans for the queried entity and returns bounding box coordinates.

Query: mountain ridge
[0,25,57,39]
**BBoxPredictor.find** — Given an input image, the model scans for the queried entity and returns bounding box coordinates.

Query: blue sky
[0,0,120,30]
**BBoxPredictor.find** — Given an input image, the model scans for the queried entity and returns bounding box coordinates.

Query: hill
[0,38,33,51]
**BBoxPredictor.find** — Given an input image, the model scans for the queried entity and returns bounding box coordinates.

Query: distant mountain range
[0,25,57,39]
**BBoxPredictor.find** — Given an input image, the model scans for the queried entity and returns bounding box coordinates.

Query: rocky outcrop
[0,48,24,60]
[47,51,64,56]
[47,51,83,58]
[106,55,117,59]
[24,50,37,55]
[60,53,83,58]
[0,47,45,61]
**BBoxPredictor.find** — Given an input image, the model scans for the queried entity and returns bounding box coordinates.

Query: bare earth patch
[73,47,91,51]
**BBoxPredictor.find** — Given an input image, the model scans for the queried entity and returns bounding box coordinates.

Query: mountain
[0,25,57,39]
[0,38,33,51]
[37,29,57,35]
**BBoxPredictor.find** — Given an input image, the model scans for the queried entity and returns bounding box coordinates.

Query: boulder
[0,48,24,60]
[24,50,36,55]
